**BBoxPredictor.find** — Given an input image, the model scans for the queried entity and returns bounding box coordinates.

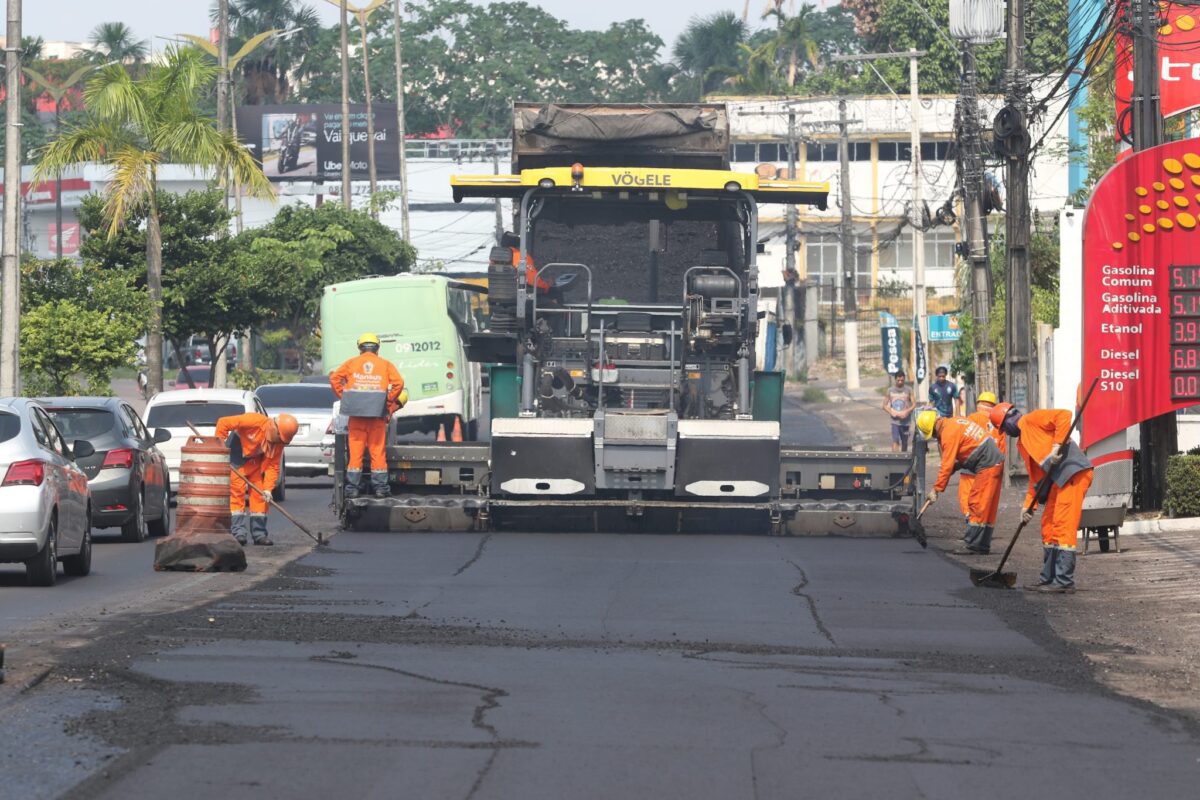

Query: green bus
[320,275,485,440]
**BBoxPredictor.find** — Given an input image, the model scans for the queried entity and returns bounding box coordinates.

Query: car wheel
[274,471,286,503]
[26,514,58,587]
[120,489,148,543]
[147,483,171,537]
[62,521,92,577]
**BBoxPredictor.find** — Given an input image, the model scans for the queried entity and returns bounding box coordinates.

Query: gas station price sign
[1169,266,1200,400]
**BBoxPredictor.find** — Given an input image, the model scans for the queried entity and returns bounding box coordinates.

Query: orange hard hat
[274,413,299,444]
[989,402,1015,429]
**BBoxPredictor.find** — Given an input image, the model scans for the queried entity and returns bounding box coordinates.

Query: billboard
[1081,138,1200,448]
[1116,4,1200,135]
[235,103,400,182]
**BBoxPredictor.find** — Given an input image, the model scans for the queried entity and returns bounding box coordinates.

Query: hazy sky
[24,1,807,56]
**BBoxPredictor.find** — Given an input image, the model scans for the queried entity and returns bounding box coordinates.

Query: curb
[1121,517,1200,535]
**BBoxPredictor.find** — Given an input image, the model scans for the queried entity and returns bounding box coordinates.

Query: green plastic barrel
[752,370,784,422]
[490,364,521,419]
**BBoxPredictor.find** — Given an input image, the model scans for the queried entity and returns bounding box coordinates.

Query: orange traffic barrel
[176,434,231,535]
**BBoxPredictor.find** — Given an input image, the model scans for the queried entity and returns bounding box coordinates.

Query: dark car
[42,397,172,542]
[172,366,211,389]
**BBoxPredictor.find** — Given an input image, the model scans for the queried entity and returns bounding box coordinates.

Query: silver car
[256,383,338,477]
[0,398,95,586]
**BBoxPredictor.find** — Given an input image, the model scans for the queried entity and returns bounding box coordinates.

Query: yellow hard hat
[977,391,998,406]
[916,409,938,440]
[357,332,381,348]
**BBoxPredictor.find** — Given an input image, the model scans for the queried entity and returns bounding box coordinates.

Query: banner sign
[914,324,927,383]
[927,314,963,342]
[881,322,903,375]
[1116,4,1200,134]
[1081,138,1200,448]
[235,103,399,182]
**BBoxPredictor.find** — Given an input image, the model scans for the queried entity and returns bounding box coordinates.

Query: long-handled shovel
[187,422,326,545]
[910,497,933,549]
[969,379,1098,589]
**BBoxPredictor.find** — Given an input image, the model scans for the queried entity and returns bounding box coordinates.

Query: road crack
[310,655,511,799]
[454,532,493,577]
[783,558,837,647]
[600,562,639,639]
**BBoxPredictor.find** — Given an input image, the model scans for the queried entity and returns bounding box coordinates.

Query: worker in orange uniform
[916,409,1004,555]
[330,332,406,499]
[500,231,551,294]
[215,412,299,546]
[957,391,1006,538]
[992,402,1094,594]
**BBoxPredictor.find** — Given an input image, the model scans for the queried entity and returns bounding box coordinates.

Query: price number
[1172,372,1200,401]
[1172,346,1200,370]
[1170,265,1200,290]
[1172,320,1200,344]
[1171,292,1200,318]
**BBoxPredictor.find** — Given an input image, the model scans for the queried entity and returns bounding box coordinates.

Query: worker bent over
[958,391,1006,532]
[917,410,1004,555]
[215,412,298,546]
[330,332,406,499]
[992,402,1094,594]
[499,231,552,294]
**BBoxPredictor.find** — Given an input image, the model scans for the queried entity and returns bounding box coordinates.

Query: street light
[949,0,1005,45]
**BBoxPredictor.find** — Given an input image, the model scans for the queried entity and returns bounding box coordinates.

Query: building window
[733,143,756,162]
[920,141,953,161]
[759,142,782,162]
[852,142,872,161]
[805,234,840,284]
[805,142,839,162]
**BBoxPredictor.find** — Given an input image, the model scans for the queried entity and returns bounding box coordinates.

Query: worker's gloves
[398,388,409,408]
[1021,508,1035,524]
[260,489,272,504]
[927,489,938,503]
[1047,443,1064,466]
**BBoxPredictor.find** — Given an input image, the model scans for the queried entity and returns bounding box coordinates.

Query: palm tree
[87,22,149,65]
[761,5,820,88]
[222,0,323,104]
[33,48,273,395]
[673,12,748,97]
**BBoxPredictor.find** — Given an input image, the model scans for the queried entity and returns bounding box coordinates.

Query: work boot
[371,470,391,498]
[230,512,249,546]
[345,470,362,499]
[1024,581,1051,591]
[951,548,989,556]
[257,537,274,546]
[1037,583,1076,594]
[250,513,270,545]
[962,524,990,554]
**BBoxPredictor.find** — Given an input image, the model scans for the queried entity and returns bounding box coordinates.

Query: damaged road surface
[4,524,1200,798]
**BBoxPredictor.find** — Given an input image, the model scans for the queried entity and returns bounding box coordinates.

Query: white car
[0,398,95,586]
[143,389,287,500]
[255,383,338,477]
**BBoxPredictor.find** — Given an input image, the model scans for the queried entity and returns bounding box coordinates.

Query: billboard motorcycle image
[237,103,398,182]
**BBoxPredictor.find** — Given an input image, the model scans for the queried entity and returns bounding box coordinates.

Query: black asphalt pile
[153,532,247,572]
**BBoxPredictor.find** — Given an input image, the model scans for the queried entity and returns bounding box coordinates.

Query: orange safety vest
[934,417,995,493]
[330,352,405,404]
[215,413,284,487]
[511,248,551,292]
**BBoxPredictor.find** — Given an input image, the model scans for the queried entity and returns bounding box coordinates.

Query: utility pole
[491,142,503,242]
[1,0,23,396]
[1005,0,1034,428]
[339,0,352,209]
[356,5,378,218]
[785,108,799,377]
[957,41,998,397]
[1131,0,1173,509]
[392,0,411,240]
[214,0,231,389]
[838,97,860,390]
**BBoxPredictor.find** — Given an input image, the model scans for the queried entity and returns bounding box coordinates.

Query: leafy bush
[801,387,829,403]
[1165,455,1200,518]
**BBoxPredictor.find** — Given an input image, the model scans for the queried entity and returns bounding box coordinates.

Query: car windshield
[176,367,211,383]
[146,402,245,428]
[0,411,18,443]
[257,384,337,410]
[46,408,115,439]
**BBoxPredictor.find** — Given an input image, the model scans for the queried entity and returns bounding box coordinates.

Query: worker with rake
[917,410,1004,555]
[991,402,1094,594]
[958,391,1006,529]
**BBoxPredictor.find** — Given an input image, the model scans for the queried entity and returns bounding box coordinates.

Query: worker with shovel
[916,410,1004,555]
[215,412,299,546]
[991,402,1094,594]
[958,391,1006,529]
[330,332,406,499]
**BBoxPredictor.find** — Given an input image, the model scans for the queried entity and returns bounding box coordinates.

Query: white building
[722,87,1071,299]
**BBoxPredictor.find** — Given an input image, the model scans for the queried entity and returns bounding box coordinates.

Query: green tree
[77,189,276,377]
[19,259,147,396]
[34,47,273,395]
[673,12,748,97]
[761,3,820,89]
[224,0,324,104]
[233,203,416,368]
[87,22,150,65]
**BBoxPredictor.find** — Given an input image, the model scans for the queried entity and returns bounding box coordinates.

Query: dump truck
[333,103,923,535]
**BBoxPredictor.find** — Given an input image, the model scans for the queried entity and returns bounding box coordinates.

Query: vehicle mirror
[72,440,95,460]
[153,428,172,444]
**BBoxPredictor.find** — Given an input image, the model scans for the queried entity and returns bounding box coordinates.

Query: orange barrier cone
[451,416,464,442]
[436,424,447,442]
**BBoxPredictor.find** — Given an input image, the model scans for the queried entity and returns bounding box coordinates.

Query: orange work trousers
[347,416,388,473]
[1041,468,1094,550]
[967,463,1002,526]
[230,457,269,515]
[958,471,974,519]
